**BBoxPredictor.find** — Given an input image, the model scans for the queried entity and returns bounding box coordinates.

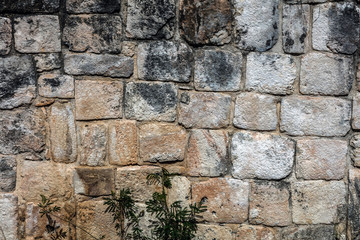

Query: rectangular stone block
[0,156,16,192]
[0,17,11,55]
[38,74,74,98]
[235,225,277,240]
[280,96,351,136]
[0,194,18,240]
[66,0,120,13]
[34,53,61,72]
[74,167,114,196]
[279,225,335,240]
[0,0,60,13]
[195,224,233,240]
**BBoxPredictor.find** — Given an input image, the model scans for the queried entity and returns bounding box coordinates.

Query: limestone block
[235,225,277,240]
[351,134,360,167]
[0,194,18,240]
[195,224,233,240]
[34,53,61,72]
[349,169,360,239]
[279,225,335,240]
[66,0,120,13]
[0,156,16,192]
[353,93,360,129]
[0,0,60,13]
[0,17,11,55]
[38,74,74,98]
[74,167,114,196]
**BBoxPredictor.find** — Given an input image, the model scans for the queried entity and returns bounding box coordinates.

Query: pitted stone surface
[313,2,360,54]
[0,55,36,109]
[234,0,279,51]
[126,0,176,39]
[167,176,190,207]
[179,0,232,46]
[14,15,61,53]
[235,225,277,240]
[195,225,233,240]
[0,17,11,55]
[245,52,296,95]
[300,52,353,95]
[38,74,74,98]
[64,53,134,77]
[125,82,177,122]
[231,131,294,180]
[280,96,351,136]
[34,53,61,72]
[137,41,193,82]
[74,168,114,196]
[0,0,59,13]
[0,194,18,240]
[66,0,120,13]
[64,15,122,53]
[0,156,16,192]
[194,50,242,91]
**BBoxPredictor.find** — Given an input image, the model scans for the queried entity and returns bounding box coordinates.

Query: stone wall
[0,0,359,239]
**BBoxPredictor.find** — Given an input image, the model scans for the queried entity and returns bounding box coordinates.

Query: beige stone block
[0,194,18,240]
[235,225,277,240]
[195,224,233,240]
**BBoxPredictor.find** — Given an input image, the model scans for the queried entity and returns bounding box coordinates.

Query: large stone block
[125,82,177,122]
[66,0,120,13]
[0,17,11,55]
[231,131,294,180]
[0,194,18,240]
[245,52,296,95]
[280,96,351,136]
[179,0,232,46]
[137,41,193,82]
[0,156,16,192]
[195,224,233,240]
[279,225,335,240]
[63,15,122,53]
[34,53,61,72]
[300,52,353,95]
[235,225,277,240]
[38,74,74,98]
[14,15,61,53]
[0,0,59,13]
[179,92,231,128]
[74,167,114,196]
[234,0,279,51]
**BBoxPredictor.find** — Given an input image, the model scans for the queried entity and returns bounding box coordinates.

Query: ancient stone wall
[0,0,360,239]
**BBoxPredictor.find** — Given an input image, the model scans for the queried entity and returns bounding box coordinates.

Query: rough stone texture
[349,169,360,239]
[109,121,138,166]
[279,225,335,240]
[285,0,326,3]
[34,53,61,72]
[292,181,346,224]
[74,168,114,196]
[195,224,233,240]
[235,225,277,240]
[179,0,232,46]
[194,50,242,91]
[234,0,279,51]
[351,134,360,167]
[64,53,134,77]
[0,17,11,55]
[167,176,190,207]
[231,131,294,180]
[38,74,75,98]
[0,0,59,13]
[296,139,347,180]
[282,4,310,54]
[78,122,107,167]
[126,0,175,39]
[186,130,229,177]
[280,96,351,136]
[49,102,77,163]
[249,181,291,226]
[0,194,18,240]
[139,123,187,162]
[14,15,61,53]
[115,166,162,202]
[300,52,353,95]
[0,156,16,192]
[179,92,231,128]
[192,178,249,223]
[66,0,120,13]
[234,92,278,131]
[63,15,122,53]
[137,41,193,82]
[353,93,360,129]
[245,52,296,95]
[75,80,123,120]
[125,82,177,122]
[313,2,360,55]
[0,55,36,109]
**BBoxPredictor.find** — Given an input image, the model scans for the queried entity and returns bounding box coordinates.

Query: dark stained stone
[0,0,60,13]
[74,168,114,196]
[0,156,16,192]
[349,169,360,239]
[0,17,11,55]
[66,0,120,13]
[279,225,335,240]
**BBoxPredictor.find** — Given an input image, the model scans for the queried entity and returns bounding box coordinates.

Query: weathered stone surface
[245,52,296,95]
[279,225,335,240]
[292,181,346,224]
[49,102,77,163]
[0,17,11,55]
[0,156,16,192]
[34,53,61,72]
[0,55,36,109]
[231,131,294,180]
[285,0,326,3]
[38,74,74,98]
[125,82,177,122]
[137,41,193,82]
[349,169,360,239]
[0,109,45,156]
[14,15,61,53]
[351,134,360,167]
[282,4,310,54]
[313,2,360,54]
[34,97,55,107]
[186,130,228,177]
[115,166,162,202]
[280,96,351,136]
[75,80,123,120]
[74,167,114,196]
[192,178,249,223]
[167,176,190,206]
[64,53,134,77]
[235,225,277,240]
[353,93,360,129]
[296,139,347,180]
[249,181,291,226]
[24,203,47,238]
[179,0,232,46]
[234,0,279,51]
[139,123,187,162]
[195,224,233,240]
[234,92,278,131]
[179,92,231,128]
[0,194,18,240]
[78,122,107,166]
[0,0,59,13]
[300,52,353,95]
[63,15,122,53]
[126,0,175,39]
[109,121,137,166]
[66,0,120,13]
[194,50,242,91]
